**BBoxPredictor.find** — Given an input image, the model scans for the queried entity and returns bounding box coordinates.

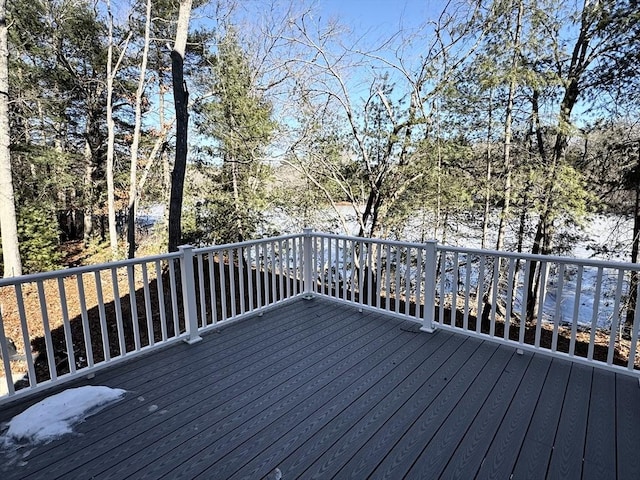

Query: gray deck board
[402,346,520,480]
[511,359,572,480]
[52,302,385,479]
[582,368,616,480]
[437,349,533,480]
[1,297,639,480]
[231,329,466,479]
[547,364,592,480]
[122,309,411,479]
[616,373,640,479]
[334,338,496,479]
[193,326,435,479]
[7,300,346,477]
[475,354,552,480]
[282,334,473,480]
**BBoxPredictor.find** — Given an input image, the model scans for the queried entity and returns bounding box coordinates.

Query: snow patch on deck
[1,385,125,447]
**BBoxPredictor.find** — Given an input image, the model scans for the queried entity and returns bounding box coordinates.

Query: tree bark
[231,161,245,242]
[481,89,493,250]
[106,47,118,256]
[0,0,22,276]
[168,0,192,253]
[158,61,171,234]
[83,134,94,246]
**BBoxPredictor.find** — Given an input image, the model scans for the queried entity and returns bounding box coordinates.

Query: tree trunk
[231,161,244,242]
[167,0,192,253]
[127,0,153,259]
[481,89,493,250]
[483,0,524,324]
[526,87,554,319]
[83,135,94,246]
[526,219,543,315]
[0,0,22,277]
[158,64,171,234]
[435,103,442,240]
[106,87,118,256]
[496,0,523,253]
[105,0,130,259]
[626,141,640,327]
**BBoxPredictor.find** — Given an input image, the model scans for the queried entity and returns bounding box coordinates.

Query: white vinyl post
[179,245,202,344]
[421,239,438,333]
[303,228,314,299]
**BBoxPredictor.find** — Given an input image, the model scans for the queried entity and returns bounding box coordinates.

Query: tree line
[0,0,638,282]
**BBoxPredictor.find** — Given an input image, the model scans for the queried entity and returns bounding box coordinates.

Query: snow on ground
[290,211,634,329]
[137,204,164,229]
[1,386,126,447]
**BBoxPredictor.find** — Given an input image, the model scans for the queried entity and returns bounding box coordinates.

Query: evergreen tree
[5,0,108,271]
[194,27,275,243]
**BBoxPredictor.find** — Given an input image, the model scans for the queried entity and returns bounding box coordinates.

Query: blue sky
[317,0,447,34]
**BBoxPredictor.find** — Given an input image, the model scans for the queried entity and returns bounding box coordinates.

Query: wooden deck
[1,297,639,480]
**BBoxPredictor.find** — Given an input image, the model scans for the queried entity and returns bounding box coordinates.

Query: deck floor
[1,297,639,479]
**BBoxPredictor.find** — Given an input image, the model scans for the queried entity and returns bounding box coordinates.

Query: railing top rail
[193,233,304,255]
[438,244,640,270]
[0,234,304,288]
[310,232,430,250]
[0,251,183,288]
[308,231,640,271]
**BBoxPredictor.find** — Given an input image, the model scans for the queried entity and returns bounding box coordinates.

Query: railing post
[179,245,202,344]
[303,228,314,299]
[421,239,438,333]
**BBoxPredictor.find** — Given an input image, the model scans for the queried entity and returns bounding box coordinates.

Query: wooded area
[0,0,638,284]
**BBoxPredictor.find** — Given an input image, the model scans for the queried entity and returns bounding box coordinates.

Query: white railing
[1,230,638,405]
[307,233,640,376]
[0,234,306,405]
[305,233,437,328]
[187,233,306,331]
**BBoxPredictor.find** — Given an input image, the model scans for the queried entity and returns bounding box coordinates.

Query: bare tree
[283,4,489,238]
